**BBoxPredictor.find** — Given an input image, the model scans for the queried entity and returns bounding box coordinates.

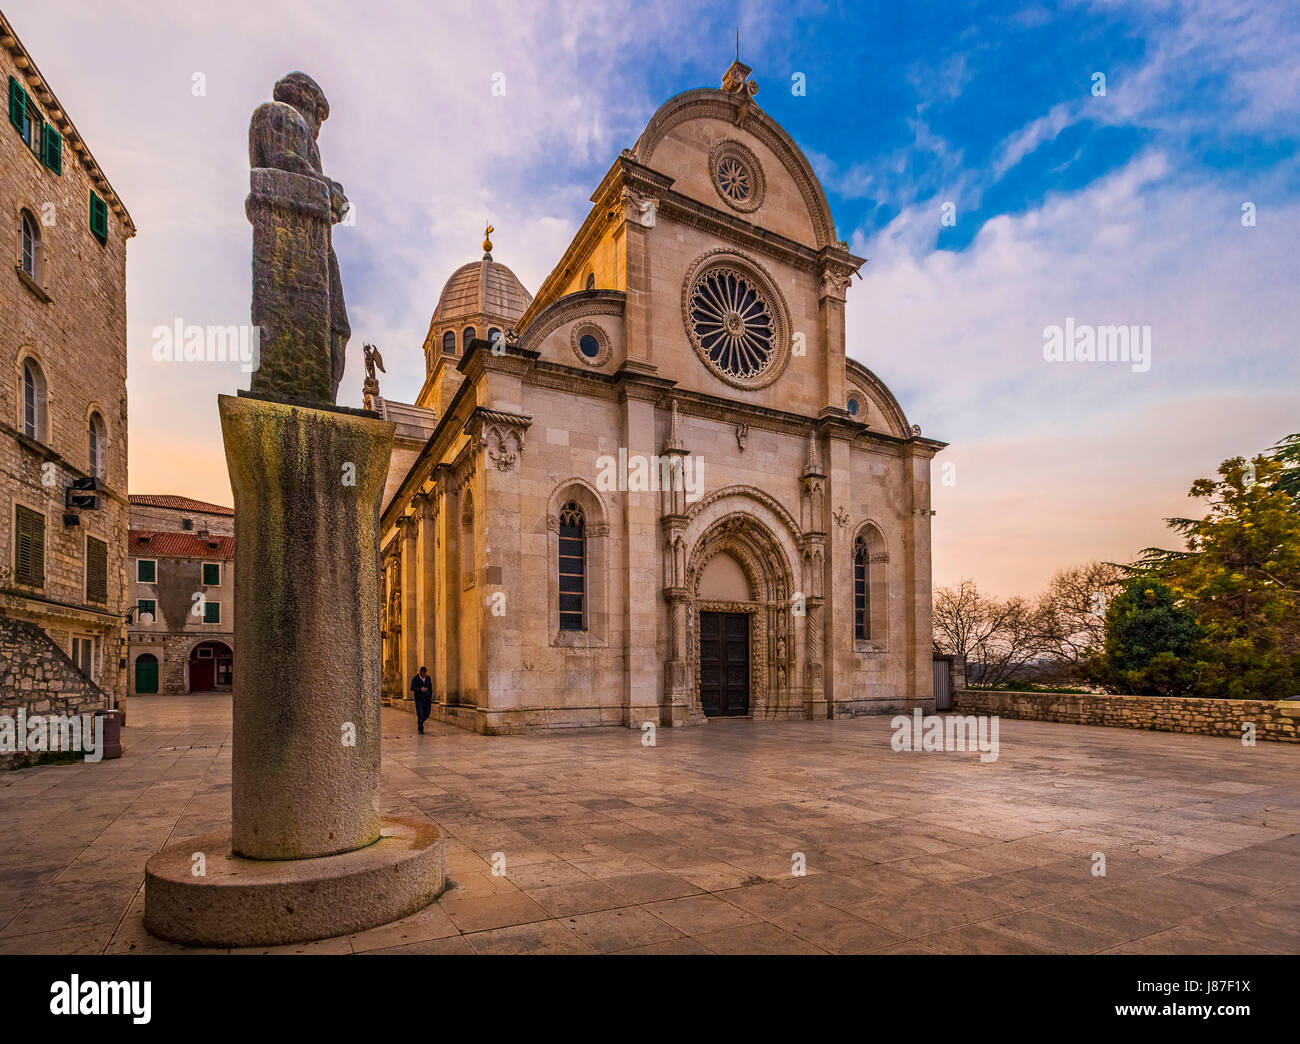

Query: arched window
[853,525,888,646]
[88,412,106,479]
[441,330,455,356]
[557,501,586,631]
[853,535,870,641]
[20,211,41,283]
[487,327,501,350]
[585,272,595,291]
[462,326,476,352]
[21,358,47,442]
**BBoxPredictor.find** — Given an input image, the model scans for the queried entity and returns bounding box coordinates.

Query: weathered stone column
[221,395,389,858]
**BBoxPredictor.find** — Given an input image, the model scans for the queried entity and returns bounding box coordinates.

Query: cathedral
[374,60,945,734]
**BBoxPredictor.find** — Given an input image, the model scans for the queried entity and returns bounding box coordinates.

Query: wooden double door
[699,611,750,717]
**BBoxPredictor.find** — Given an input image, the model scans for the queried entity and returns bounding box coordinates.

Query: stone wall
[0,614,109,766]
[1,19,133,705]
[953,688,1299,743]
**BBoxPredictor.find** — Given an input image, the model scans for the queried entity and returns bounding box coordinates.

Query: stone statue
[247,71,351,404]
[362,342,385,409]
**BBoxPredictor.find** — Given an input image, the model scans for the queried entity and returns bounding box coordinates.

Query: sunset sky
[10,0,1297,598]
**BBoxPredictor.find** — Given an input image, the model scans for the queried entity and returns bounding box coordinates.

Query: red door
[190,659,215,692]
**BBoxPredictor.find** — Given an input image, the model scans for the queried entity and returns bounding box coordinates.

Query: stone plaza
[1,694,1296,955]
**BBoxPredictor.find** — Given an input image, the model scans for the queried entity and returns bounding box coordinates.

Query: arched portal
[189,640,233,693]
[685,511,796,720]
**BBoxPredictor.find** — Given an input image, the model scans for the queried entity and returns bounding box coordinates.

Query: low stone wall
[1,614,111,766]
[953,688,1299,743]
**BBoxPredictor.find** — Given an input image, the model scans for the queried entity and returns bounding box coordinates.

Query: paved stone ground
[1,694,1298,955]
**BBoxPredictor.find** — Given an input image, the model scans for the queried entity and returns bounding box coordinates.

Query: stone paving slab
[0,694,1297,955]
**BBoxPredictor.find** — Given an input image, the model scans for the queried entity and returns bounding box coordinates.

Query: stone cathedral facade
[376,61,945,734]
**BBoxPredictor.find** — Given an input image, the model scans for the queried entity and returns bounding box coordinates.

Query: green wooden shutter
[15,505,45,587]
[42,123,61,174]
[86,536,108,603]
[7,76,22,131]
[89,191,108,244]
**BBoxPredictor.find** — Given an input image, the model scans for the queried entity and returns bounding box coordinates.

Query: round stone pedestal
[143,816,445,947]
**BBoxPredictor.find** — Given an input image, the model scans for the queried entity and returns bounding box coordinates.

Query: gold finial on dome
[482,223,494,260]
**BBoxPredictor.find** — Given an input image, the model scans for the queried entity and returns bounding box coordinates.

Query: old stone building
[0,11,134,708]
[126,494,235,696]
[378,60,944,733]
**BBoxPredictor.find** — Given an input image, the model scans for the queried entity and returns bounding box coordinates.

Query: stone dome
[431,257,532,328]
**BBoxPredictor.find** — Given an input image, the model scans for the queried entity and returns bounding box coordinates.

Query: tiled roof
[128,531,234,559]
[129,494,234,516]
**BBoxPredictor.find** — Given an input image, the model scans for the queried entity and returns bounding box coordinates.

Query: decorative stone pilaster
[660,400,704,726]
[815,252,857,417]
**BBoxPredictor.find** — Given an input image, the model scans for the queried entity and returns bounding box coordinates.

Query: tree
[1271,433,1300,507]
[1089,578,1203,697]
[1135,452,1300,700]
[932,579,1051,689]
[1036,561,1126,667]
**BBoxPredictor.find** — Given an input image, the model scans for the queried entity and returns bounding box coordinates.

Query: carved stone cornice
[614,367,676,403]
[457,337,538,381]
[463,406,533,473]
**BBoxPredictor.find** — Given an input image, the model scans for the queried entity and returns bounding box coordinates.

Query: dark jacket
[410,673,432,698]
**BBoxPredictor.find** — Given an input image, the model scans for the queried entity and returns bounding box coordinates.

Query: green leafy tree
[1091,579,1203,697]
[1135,452,1300,700]
[1271,433,1300,507]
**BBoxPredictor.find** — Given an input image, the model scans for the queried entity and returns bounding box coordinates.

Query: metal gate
[932,658,952,711]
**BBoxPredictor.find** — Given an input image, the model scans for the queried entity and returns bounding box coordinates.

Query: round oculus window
[847,397,860,416]
[579,334,600,359]
[708,139,765,213]
[688,266,776,382]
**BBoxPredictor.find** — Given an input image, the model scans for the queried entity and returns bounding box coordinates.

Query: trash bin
[94,709,123,760]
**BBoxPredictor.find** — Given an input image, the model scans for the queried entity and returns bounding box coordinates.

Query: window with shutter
[42,123,61,174]
[204,600,221,624]
[89,191,108,244]
[86,536,108,604]
[15,505,45,587]
[7,76,22,132]
[202,562,221,586]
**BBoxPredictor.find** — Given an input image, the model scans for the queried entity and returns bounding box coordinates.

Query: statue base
[143,816,445,948]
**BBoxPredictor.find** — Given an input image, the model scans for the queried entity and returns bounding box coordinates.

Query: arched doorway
[189,640,233,693]
[685,511,796,720]
[134,653,159,694]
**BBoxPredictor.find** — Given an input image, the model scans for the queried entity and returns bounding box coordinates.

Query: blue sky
[9,0,1299,595]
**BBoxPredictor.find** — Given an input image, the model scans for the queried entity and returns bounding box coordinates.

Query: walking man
[410,666,433,735]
